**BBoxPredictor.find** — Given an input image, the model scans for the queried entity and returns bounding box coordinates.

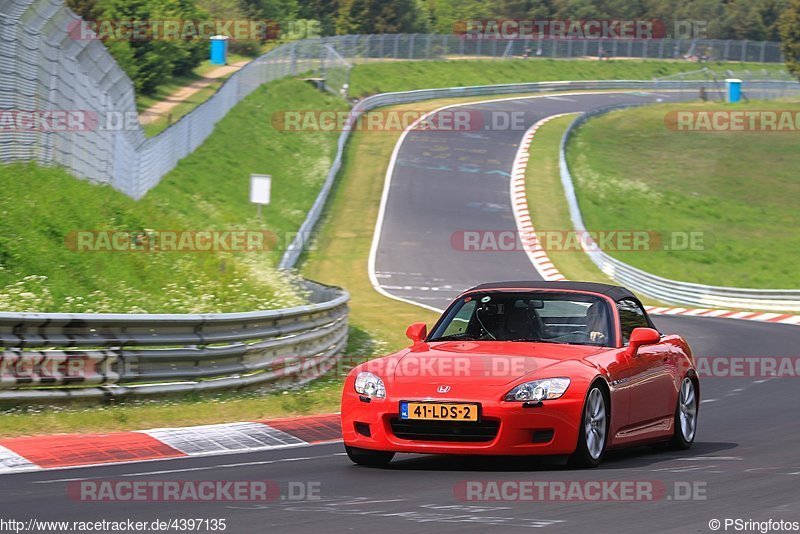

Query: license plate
[399,401,479,422]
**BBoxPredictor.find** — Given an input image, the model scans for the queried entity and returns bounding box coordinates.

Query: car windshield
[428,291,613,347]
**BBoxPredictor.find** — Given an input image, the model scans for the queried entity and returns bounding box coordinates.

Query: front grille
[390,418,500,442]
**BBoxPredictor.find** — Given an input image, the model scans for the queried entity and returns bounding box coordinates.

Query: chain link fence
[0,0,792,201]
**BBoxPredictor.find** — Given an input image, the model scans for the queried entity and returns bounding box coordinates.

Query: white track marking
[0,445,39,474]
[139,422,305,455]
[32,452,346,484]
[2,434,342,478]
[367,90,678,314]
[509,114,574,281]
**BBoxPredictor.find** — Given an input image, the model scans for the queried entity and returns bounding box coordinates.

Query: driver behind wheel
[584,302,608,343]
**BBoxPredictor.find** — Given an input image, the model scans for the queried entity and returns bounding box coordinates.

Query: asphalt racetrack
[2,91,799,533]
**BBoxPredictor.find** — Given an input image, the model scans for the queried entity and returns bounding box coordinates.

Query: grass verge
[349,58,787,97]
[524,114,614,284]
[0,78,347,313]
[565,101,800,289]
[522,115,678,308]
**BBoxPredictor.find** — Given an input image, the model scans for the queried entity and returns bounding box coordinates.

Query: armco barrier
[559,106,800,312]
[0,280,349,402]
[278,78,800,269]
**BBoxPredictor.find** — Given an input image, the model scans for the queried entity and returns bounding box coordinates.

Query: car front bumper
[341,392,584,456]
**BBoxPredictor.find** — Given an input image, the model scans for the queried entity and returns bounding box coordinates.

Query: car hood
[389,340,605,387]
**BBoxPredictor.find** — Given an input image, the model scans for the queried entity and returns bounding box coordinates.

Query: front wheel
[568,385,608,468]
[345,445,395,467]
[670,377,698,450]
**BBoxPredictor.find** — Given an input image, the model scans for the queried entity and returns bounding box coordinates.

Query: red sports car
[341,281,699,468]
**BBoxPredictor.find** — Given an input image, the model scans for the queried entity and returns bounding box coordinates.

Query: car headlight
[354,371,386,398]
[504,378,570,402]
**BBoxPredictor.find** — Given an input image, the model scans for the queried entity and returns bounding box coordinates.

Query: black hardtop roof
[465,281,638,302]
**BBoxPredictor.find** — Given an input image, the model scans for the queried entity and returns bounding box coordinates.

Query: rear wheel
[670,377,698,450]
[568,385,608,468]
[345,445,395,467]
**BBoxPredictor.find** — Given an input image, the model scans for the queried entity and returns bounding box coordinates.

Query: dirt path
[139,60,250,125]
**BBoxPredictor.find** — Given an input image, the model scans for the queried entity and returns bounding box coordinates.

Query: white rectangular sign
[250,174,271,205]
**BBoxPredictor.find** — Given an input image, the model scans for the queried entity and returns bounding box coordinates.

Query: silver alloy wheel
[679,377,698,442]
[584,388,607,459]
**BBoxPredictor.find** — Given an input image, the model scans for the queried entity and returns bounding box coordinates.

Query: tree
[336,0,430,34]
[779,0,800,78]
[298,0,339,35]
[66,0,102,20]
[759,0,791,40]
[723,0,767,40]
[100,0,209,94]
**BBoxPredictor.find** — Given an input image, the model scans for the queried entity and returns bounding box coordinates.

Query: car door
[618,299,675,426]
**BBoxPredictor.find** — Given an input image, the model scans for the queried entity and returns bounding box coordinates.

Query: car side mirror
[406,322,428,345]
[626,327,661,357]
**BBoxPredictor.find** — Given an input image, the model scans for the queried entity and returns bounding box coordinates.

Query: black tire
[568,384,609,468]
[670,377,698,450]
[345,445,395,467]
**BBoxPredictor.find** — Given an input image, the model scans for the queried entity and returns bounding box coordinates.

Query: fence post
[363,34,372,62]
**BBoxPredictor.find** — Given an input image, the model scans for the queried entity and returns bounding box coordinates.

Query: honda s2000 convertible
[341,281,699,468]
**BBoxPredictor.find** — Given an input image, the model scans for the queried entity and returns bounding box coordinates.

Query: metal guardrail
[0,0,790,200]
[559,106,800,312]
[0,280,349,401]
[279,78,800,269]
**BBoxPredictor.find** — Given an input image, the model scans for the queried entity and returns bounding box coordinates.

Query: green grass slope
[0,78,347,312]
[349,59,787,96]
[566,101,800,288]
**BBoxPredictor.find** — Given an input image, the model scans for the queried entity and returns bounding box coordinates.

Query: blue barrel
[726,78,742,103]
[210,35,229,65]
